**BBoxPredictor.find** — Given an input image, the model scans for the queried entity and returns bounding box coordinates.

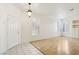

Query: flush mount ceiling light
[27,3,32,18]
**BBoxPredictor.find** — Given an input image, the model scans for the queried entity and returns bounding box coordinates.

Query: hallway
[0,3,79,55]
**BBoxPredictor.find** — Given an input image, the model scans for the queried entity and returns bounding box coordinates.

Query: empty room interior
[0,3,79,55]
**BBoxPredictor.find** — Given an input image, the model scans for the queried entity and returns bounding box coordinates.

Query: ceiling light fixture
[27,3,32,18]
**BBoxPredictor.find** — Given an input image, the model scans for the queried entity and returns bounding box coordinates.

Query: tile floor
[4,43,43,55]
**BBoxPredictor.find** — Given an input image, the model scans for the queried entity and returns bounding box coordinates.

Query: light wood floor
[31,36,79,55]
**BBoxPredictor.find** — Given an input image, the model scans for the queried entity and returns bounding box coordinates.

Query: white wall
[39,16,59,39]
[21,14,32,43]
[32,14,60,40]
[0,5,7,54]
[0,4,32,54]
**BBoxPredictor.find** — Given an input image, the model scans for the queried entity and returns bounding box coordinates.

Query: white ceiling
[32,3,79,16]
[16,3,79,19]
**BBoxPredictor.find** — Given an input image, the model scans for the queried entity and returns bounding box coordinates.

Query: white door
[7,15,21,49]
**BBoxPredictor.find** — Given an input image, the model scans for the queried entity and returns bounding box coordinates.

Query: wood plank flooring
[31,37,79,55]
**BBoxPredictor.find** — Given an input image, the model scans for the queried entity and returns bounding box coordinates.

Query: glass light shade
[27,10,32,17]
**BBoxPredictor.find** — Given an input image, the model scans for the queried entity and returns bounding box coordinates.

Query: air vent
[69,8,74,11]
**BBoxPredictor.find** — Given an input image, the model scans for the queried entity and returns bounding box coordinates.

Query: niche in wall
[73,20,79,28]
[72,20,79,38]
